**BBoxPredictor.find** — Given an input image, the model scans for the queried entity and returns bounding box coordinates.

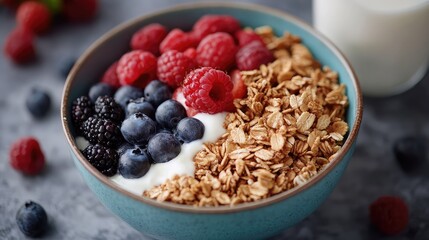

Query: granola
[144,27,349,206]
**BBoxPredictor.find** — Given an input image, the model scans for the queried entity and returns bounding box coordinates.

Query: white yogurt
[313,0,429,96]
[110,112,227,195]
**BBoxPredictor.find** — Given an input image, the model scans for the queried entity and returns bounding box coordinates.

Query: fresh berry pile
[2,0,98,64]
[70,15,276,178]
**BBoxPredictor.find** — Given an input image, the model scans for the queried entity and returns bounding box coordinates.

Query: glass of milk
[313,0,429,96]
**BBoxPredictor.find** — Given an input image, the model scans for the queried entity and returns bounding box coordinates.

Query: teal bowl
[61,3,363,240]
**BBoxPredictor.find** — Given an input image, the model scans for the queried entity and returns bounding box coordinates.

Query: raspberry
[81,116,123,147]
[183,48,197,59]
[72,96,94,126]
[183,67,233,114]
[9,137,45,175]
[234,29,264,47]
[230,69,247,99]
[370,196,409,235]
[94,96,124,124]
[63,0,98,23]
[4,28,35,64]
[159,29,195,54]
[157,50,197,88]
[83,144,118,176]
[117,50,157,88]
[16,2,52,34]
[236,41,274,70]
[192,15,240,42]
[196,32,237,71]
[130,23,167,56]
[101,61,121,89]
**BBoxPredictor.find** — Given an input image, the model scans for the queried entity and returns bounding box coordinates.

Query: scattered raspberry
[183,48,197,59]
[101,61,121,88]
[9,137,45,175]
[230,69,246,99]
[4,28,36,64]
[196,32,237,71]
[16,2,52,34]
[370,196,409,235]
[172,87,199,116]
[117,50,157,88]
[183,67,233,114]
[236,41,274,70]
[192,15,240,42]
[235,29,264,47]
[130,23,167,56]
[63,0,98,23]
[159,29,195,54]
[157,50,197,88]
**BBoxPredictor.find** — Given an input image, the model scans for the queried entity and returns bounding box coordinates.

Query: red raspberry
[4,28,36,64]
[117,50,157,88]
[157,50,197,88]
[16,2,52,34]
[236,41,274,70]
[63,0,98,23]
[183,48,197,59]
[235,29,264,47]
[370,196,409,235]
[192,15,240,42]
[183,67,233,114]
[172,87,200,116]
[130,23,167,56]
[101,61,121,88]
[196,32,237,71]
[10,137,45,175]
[159,29,195,54]
[230,69,246,99]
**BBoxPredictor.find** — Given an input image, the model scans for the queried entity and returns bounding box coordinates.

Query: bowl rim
[61,2,363,214]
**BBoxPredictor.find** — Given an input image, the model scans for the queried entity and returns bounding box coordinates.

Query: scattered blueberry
[126,97,155,119]
[89,83,115,102]
[121,113,157,146]
[114,86,144,110]
[16,201,48,237]
[148,132,181,163]
[59,57,76,79]
[26,88,51,118]
[155,99,187,129]
[394,136,427,173]
[176,117,205,143]
[117,142,135,156]
[144,80,172,107]
[119,147,151,179]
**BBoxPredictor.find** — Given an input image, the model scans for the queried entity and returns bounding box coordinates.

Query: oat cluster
[144,26,349,206]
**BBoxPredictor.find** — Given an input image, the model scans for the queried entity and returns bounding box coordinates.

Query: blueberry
[16,201,48,237]
[117,142,135,156]
[126,97,155,119]
[89,83,115,102]
[114,86,144,110]
[155,99,187,129]
[119,147,151,179]
[394,136,428,173]
[59,57,76,79]
[26,88,51,118]
[148,133,181,163]
[144,80,172,107]
[121,113,157,145]
[176,117,205,143]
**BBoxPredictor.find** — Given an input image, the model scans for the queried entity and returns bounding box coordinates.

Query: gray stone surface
[1,0,428,239]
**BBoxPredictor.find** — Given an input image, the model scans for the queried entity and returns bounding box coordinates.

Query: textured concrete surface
[1,0,429,239]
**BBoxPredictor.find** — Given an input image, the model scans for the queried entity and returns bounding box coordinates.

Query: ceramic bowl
[61,3,362,240]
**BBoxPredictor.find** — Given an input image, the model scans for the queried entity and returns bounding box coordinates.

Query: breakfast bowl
[61,2,362,240]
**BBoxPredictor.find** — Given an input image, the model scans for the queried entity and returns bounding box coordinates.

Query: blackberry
[83,144,119,176]
[94,96,124,124]
[81,116,123,147]
[72,96,94,126]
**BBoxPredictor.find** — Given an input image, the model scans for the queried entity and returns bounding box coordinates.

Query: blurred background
[1,0,428,239]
